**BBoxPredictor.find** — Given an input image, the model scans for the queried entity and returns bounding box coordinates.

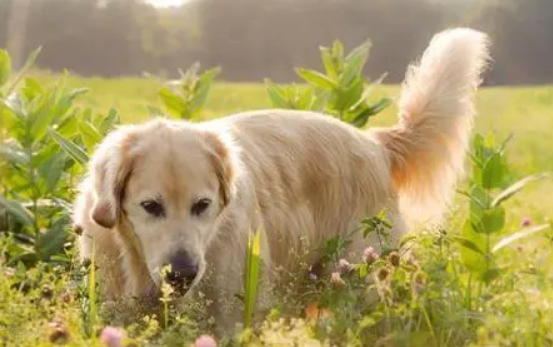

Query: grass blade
[492,173,549,207]
[492,224,551,253]
[244,227,262,328]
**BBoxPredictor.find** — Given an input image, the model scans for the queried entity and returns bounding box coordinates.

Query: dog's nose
[165,250,198,291]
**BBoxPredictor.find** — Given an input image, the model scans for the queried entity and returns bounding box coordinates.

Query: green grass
[2,74,553,346]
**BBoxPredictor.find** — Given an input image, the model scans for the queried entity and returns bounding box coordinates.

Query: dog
[73,28,490,333]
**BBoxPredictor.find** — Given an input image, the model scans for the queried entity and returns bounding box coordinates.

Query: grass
[1,73,553,346]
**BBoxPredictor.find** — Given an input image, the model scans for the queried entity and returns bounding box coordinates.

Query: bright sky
[145,0,187,7]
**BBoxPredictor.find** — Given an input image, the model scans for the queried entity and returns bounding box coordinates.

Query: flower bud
[330,272,346,289]
[100,326,125,347]
[377,267,390,282]
[386,252,401,267]
[363,247,380,265]
[521,217,532,227]
[337,259,354,276]
[47,317,69,344]
[195,335,217,347]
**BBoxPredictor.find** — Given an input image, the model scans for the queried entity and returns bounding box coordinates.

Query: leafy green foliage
[146,63,221,120]
[0,57,88,266]
[265,40,392,127]
[456,133,550,283]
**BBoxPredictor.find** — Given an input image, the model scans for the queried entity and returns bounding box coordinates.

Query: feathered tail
[373,28,491,225]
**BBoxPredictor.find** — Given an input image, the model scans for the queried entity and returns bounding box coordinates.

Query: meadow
[1,49,553,347]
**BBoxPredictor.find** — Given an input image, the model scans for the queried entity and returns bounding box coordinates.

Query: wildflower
[377,267,390,282]
[363,247,380,265]
[521,216,532,227]
[337,258,354,276]
[41,284,54,299]
[60,291,72,304]
[47,317,69,344]
[194,335,217,347]
[100,326,125,347]
[330,272,346,289]
[386,252,401,267]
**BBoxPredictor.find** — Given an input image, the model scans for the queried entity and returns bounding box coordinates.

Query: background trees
[0,0,551,85]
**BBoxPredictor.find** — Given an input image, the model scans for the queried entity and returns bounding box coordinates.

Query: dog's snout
[165,250,198,290]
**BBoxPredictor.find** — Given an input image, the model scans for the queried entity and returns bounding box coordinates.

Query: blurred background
[1,0,552,85]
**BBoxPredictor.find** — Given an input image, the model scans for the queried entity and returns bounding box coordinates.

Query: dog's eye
[141,200,165,218]
[191,198,211,216]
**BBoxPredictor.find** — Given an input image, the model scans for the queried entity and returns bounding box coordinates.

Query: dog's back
[210,28,490,264]
[213,110,398,264]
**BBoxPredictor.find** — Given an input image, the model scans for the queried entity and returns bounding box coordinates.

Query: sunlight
[145,0,187,8]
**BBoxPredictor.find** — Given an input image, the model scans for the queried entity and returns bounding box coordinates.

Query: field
[1,68,553,347]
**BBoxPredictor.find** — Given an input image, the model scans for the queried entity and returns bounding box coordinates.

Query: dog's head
[87,118,236,295]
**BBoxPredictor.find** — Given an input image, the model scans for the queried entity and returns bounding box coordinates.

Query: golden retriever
[73,28,490,332]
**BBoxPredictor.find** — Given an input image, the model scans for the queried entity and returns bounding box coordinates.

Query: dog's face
[88,119,234,295]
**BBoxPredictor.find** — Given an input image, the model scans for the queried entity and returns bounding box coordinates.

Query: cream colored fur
[72,28,490,333]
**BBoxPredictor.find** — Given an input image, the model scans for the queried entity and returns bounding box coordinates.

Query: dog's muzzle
[164,250,199,294]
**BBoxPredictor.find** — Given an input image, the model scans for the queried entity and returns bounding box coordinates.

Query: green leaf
[0,194,34,226]
[51,130,89,166]
[0,49,11,87]
[297,88,313,110]
[54,87,88,118]
[56,113,81,137]
[498,133,514,154]
[451,236,486,256]
[36,217,69,261]
[159,87,187,117]
[5,46,42,95]
[459,220,487,273]
[350,97,392,128]
[477,206,505,234]
[492,173,549,207]
[340,41,371,86]
[295,68,338,90]
[29,93,57,143]
[244,227,263,328]
[350,72,388,111]
[320,47,338,80]
[482,152,507,189]
[481,267,501,283]
[22,77,43,101]
[311,90,330,112]
[191,66,220,113]
[39,151,67,194]
[79,121,102,152]
[335,78,364,113]
[265,80,289,108]
[98,108,120,135]
[0,142,29,165]
[492,224,550,253]
[332,40,344,64]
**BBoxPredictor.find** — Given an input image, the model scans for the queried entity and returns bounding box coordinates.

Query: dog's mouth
[148,263,205,299]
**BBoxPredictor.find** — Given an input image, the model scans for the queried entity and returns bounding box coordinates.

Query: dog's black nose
[165,250,198,291]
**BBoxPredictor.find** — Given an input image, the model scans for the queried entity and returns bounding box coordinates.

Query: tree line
[0,0,552,85]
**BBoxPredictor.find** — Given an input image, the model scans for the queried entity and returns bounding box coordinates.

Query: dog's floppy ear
[89,129,137,229]
[202,131,235,208]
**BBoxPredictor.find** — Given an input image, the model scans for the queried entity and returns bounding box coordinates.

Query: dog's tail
[373,28,491,225]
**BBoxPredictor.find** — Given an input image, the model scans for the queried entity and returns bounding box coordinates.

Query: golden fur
[72,28,490,332]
